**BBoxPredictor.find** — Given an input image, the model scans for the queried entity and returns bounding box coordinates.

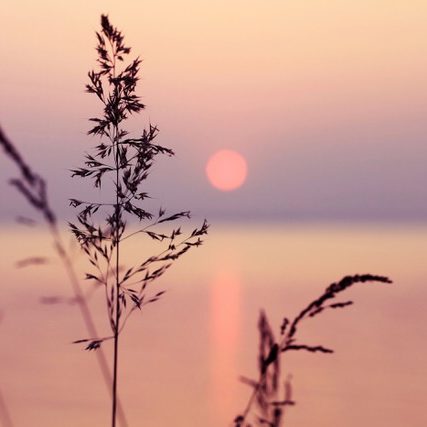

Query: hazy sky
[1,0,427,221]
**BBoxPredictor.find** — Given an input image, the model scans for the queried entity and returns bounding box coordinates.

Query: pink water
[0,223,426,426]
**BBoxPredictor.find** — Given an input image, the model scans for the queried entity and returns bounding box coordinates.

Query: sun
[205,149,248,191]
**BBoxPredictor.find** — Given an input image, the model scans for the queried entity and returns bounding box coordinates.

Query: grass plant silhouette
[233,274,392,427]
[69,15,208,427]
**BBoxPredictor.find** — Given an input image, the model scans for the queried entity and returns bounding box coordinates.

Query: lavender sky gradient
[1,0,427,221]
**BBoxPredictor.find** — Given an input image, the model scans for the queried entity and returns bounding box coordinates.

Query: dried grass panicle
[69,14,208,427]
[70,13,208,345]
[234,274,392,427]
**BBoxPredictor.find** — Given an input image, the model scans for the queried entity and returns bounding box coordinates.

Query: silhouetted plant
[233,274,392,427]
[69,15,207,427]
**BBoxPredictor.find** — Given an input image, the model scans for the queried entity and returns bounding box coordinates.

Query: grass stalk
[112,127,121,427]
[234,274,392,427]
[69,15,208,426]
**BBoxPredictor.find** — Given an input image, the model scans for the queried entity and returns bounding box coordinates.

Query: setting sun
[205,149,248,192]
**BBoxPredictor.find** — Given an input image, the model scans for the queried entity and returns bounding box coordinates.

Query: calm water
[0,222,426,426]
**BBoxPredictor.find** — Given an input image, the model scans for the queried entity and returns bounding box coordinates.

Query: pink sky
[1,0,427,220]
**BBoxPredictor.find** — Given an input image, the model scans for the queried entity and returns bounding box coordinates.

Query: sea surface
[0,222,426,427]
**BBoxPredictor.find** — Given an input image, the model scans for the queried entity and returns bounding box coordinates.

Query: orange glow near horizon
[206,150,248,192]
